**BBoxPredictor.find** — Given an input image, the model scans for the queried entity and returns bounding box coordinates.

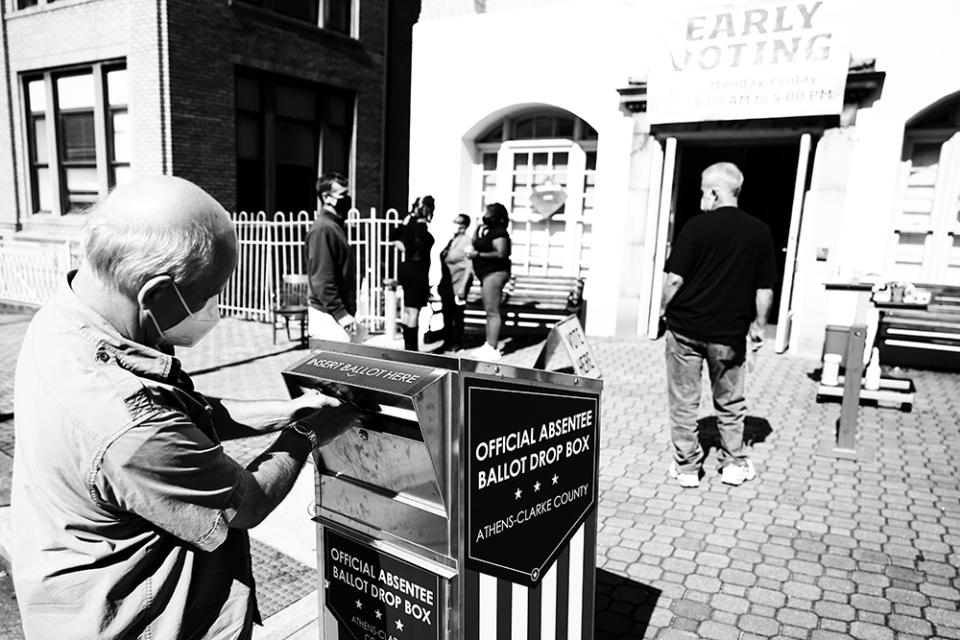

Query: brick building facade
[0,0,418,246]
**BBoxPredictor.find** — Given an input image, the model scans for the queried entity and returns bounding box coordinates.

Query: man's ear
[136,275,173,308]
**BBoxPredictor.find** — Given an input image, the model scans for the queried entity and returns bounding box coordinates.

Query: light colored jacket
[12,273,256,639]
[442,232,474,298]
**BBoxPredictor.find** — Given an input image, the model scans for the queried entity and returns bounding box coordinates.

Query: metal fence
[0,210,403,334]
[223,208,402,332]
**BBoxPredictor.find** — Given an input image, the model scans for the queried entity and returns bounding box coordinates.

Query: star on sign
[514,487,522,500]
[552,474,559,485]
[534,481,541,492]
[396,619,405,631]
[375,610,383,620]
[355,599,362,610]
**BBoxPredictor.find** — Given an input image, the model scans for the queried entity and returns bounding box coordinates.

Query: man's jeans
[665,330,748,473]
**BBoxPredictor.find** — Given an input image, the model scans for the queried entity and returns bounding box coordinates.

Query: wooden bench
[877,285,960,371]
[463,274,586,337]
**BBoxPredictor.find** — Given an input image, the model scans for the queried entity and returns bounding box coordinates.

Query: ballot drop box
[281,342,603,640]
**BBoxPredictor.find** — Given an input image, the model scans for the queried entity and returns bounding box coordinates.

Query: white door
[888,131,960,285]
[479,140,596,278]
[774,133,813,353]
[646,137,678,339]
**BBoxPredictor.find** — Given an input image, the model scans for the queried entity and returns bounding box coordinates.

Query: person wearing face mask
[464,202,512,362]
[305,171,358,344]
[437,213,473,352]
[11,176,364,640]
[389,196,436,351]
[657,162,777,489]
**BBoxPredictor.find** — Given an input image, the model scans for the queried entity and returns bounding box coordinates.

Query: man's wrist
[286,420,320,449]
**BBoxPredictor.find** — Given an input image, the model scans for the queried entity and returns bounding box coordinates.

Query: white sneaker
[721,459,757,486]
[669,461,700,488]
[470,342,502,362]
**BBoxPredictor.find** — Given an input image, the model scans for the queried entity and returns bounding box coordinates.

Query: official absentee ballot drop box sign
[282,342,602,640]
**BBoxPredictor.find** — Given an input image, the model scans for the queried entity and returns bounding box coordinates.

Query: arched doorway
[888,91,960,285]
[472,107,598,278]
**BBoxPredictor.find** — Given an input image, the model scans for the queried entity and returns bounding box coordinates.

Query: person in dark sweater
[390,196,436,351]
[659,162,777,488]
[305,172,357,343]
[465,202,512,362]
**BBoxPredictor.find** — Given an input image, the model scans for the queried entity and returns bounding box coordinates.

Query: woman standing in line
[465,202,512,362]
[438,213,473,352]
[391,196,435,351]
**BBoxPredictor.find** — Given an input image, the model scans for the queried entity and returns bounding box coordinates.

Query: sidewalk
[1,312,960,638]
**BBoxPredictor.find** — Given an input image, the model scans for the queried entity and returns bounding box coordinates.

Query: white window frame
[237,0,357,39]
[319,0,358,38]
[21,61,127,218]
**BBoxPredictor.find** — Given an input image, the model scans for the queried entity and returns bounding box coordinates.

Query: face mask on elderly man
[140,279,221,348]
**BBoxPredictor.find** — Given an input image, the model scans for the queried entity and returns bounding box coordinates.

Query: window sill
[19,213,88,235]
[230,1,358,44]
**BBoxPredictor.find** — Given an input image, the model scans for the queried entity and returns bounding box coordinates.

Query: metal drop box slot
[282,342,603,640]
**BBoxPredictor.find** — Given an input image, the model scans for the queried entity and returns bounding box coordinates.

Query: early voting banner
[464,377,600,587]
[647,0,854,123]
[324,528,441,640]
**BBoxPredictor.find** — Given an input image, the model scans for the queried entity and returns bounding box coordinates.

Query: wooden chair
[272,274,309,346]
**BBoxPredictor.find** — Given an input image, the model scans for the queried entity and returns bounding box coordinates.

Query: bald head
[701,163,743,208]
[83,176,237,298]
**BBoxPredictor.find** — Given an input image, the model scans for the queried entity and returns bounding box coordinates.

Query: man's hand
[297,402,367,449]
[748,320,766,348]
[338,314,357,334]
[655,315,667,340]
[289,388,341,416]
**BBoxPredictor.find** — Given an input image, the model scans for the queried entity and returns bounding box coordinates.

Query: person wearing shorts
[465,202,512,362]
[391,195,436,351]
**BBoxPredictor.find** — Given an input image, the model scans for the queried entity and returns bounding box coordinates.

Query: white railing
[0,240,76,307]
[348,207,403,332]
[222,211,313,322]
[0,210,402,331]
[224,208,402,332]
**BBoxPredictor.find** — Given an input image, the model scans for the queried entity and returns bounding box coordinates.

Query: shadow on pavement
[186,345,304,377]
[594,568,662,640]
[696,415,773,456]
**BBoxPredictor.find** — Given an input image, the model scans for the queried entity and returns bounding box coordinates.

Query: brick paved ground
[591,337,960,640]
[0,311,33,416]
[2,312,960,638]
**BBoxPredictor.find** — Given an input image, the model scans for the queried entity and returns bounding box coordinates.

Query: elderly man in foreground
[11,176,361,639]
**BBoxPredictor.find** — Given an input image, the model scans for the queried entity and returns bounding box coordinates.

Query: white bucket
[821,353,842,386]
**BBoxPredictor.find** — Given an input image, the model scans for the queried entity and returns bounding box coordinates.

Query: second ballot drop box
[281,342,602,640]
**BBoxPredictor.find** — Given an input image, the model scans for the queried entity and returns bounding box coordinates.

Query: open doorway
[670,140,801,326]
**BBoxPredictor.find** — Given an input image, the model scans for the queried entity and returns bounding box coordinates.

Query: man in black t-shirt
[659,162,777,488]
